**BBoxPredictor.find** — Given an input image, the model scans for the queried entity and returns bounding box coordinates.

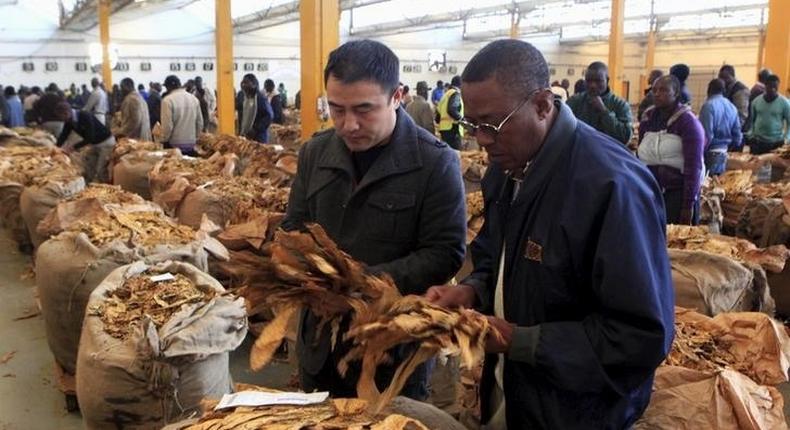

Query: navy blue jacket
[463,103,674,429]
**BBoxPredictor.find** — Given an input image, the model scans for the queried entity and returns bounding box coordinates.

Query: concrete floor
[0,228,293,430]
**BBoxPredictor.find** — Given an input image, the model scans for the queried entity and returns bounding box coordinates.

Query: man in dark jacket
[147,82,162,129]
[264,79,285,125]
[427,39,674,429]
[567,61,633,144]
[236,73,273,143]
[282,40,466,401]
[54,101,116,183]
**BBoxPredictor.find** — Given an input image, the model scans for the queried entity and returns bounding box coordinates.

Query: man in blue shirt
[699,79,742,175]
[431,80,444,106]
[4,86,25,128]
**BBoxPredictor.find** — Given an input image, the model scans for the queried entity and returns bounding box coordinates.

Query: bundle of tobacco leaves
[269,123,302,149]
[184,393,428,430]
[0,146,79,185]
[89,271,216,340]
[197,133,260,160]
[241,148,297,186]
[751,182,790,199]
[69,211,196,247]
[715,170,755,197]
[153,152,237,186]
[111,138,163,164]
[199,177,290,224]
[459,150,488,182]
[664,320,738,373]
[341,295,497,413]
[667,224,790,273]
[65,183,145,205]
[466,191,484,244]
[214,224,400,371]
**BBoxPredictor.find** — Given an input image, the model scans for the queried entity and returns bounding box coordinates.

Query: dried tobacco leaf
[664,321,739,373]
[111,138,163,164]
[69,211,196,247]
[65,183,145,205]
[0,145,79,186]
[667,224,790,273]
[89,271,215,339]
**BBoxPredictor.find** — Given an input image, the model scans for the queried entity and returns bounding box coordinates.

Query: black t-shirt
[351,143,387,183]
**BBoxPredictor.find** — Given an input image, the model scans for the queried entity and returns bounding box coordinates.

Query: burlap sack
[112,149,179,199]
[177,187,234,229]
[35,230,219,376]
[0,180,27,248]
[386,396,467,430]
[148,153,237,216]
[19,175,85,248]
[736,198,784,247]
[669,249,775,316]
[634,366,787,430]
[76,261,247,430]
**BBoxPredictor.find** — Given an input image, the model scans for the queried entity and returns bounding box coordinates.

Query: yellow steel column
[510,10,519,39]
[641,29,656,95]
[98,0,112,88]
[756,29,766,74]
[607,0,625,97]
[300,0,340,140]
[764,0,790,95]
[215,0,235,134]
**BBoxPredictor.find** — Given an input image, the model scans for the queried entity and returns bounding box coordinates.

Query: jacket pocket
[364,191,417,242]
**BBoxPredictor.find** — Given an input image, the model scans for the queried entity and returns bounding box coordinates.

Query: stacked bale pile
[635,307,790,430]
[77,260,246,429]
[110,138,180,199]
[0,144,81,251]
[35,184,228,396]
[666,225,789,316]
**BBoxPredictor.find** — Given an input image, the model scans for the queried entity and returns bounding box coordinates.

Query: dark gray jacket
[283,108,466,380]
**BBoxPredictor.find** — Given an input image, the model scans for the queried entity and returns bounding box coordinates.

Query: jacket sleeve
[252,95,273,140]
[56,121,74,147]
[118,96,138,137]
[448,93,463,121]
[730,109,743,150]
[195,97,204,137]
[73,112,97,150]
[733,89,750,125]
[698,103,713,146]
[272,96,284,124]
[83,91,98,113]
[422,104,436,134]
[281,143,313,231]
[599,98,633,144]
[784,99,790,141]
[460,168,501,314]
[679,115,705,217]
[511,176,674,395]
[159,97,173,143]
[368,149,466,295]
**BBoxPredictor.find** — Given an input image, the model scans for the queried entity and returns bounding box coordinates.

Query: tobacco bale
[112,148,180,199]
[149,153,238,215]
[36,211,221,375]
[77,261,247,430]
[110,138,163,167]
[667,225,790,273]
[176,176,289,229]
[669,249,775,316]
[19,174,86,248]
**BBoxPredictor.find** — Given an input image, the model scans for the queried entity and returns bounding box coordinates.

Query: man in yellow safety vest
[436,75,464,150]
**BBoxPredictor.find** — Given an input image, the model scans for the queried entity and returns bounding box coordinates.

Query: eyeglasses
[458,88,545,139]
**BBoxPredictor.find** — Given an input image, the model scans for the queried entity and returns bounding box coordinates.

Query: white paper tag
[149,273,175,282]
[272,144,285,152]
[214,391,329,410]
[197,180,215,190]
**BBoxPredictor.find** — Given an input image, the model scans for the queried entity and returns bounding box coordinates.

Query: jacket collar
[513,100,577,206]
[317,107,423,194]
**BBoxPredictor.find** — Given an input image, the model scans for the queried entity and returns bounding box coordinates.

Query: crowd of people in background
[0,73,291,178]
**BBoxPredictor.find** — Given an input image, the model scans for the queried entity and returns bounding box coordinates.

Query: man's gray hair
[461,39,549,97]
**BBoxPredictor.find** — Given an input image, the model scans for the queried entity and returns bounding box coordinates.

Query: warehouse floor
[4,226,790,430]
[0,229,294,430]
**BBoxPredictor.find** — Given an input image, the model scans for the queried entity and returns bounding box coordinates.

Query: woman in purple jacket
[638,75,705,225]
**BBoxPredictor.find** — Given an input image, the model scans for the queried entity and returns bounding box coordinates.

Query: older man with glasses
[426,39,674,430]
